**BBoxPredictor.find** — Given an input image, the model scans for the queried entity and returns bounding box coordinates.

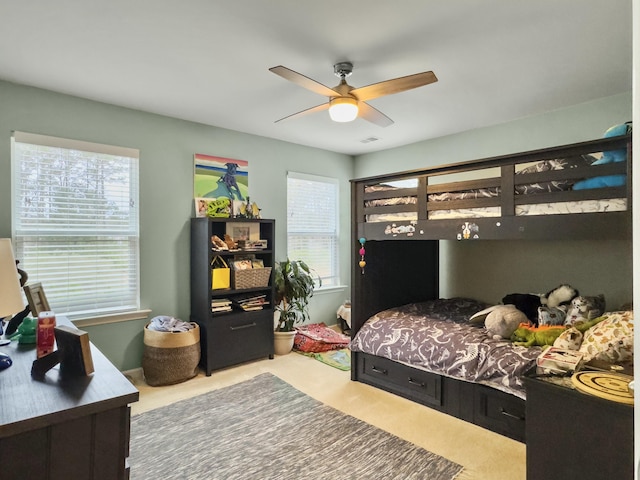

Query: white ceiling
[0,1,632,156]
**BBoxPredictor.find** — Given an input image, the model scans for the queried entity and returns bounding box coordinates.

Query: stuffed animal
[573,122,631,190]
[7,316,37,344]
[542,284,578,308]
[537,306,568,326]
[501,293,541,323]
[564,294,606,326]
[511,323,567,347]
[503,284,577,325]
[484,305,529,340]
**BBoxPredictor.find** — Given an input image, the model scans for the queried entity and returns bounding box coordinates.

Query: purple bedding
[350,298,542,399]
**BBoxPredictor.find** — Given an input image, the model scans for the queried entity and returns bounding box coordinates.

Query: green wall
[354,92,633,309]
[1,80,632,370]
[0,80,353,370]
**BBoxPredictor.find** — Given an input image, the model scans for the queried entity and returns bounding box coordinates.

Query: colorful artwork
[194,154,248,200]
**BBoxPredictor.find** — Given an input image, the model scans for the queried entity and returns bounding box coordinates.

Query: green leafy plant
[274,259,320,332]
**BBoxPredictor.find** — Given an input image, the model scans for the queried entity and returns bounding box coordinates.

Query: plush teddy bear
[483,305,529,340]
[573,122,631,190]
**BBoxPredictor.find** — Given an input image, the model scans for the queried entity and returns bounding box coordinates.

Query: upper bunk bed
[352,132,632,242]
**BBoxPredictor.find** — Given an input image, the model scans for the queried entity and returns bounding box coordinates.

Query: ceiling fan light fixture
[328,97,358,122]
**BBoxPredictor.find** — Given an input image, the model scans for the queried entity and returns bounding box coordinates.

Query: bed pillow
[514,154,596,194]
[578,311,633,362]
[412,297,491,324]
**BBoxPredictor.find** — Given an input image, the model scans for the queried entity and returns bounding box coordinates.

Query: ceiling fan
[269,62,437,127]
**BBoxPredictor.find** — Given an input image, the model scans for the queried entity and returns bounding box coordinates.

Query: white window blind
[287,172,339,288]
[11,132,140,320]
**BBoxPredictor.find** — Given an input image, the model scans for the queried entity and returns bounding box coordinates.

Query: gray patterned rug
[129,373,464,480]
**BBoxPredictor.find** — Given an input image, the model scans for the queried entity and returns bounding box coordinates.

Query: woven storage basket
[142,323,200,386]
[232,266,272,289]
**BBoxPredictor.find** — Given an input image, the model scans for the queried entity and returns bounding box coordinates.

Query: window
[11,132,140,321]
[287,172,339,288]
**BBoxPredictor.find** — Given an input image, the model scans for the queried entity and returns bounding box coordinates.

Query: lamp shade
[0,238,24,318]
[328,97,358,122]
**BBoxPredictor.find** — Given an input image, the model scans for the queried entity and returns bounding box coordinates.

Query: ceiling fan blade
[274,102,330,123]
[358,101,394,127]
[350,71,438,102]
[269,66,340,98]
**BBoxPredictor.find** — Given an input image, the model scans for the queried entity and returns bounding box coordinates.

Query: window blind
[11,132,140,320]
[287,172,339,288]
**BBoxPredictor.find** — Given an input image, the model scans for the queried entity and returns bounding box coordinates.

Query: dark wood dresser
[0,317,139,480]
[524,370,633,480]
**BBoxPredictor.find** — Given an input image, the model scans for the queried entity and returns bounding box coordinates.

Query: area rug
[129,373,464,480]
[298,347,351,371]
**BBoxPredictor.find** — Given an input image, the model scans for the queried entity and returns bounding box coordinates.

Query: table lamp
[1,238,24,367]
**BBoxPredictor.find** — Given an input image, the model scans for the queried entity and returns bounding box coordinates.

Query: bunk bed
[349,133,632,442]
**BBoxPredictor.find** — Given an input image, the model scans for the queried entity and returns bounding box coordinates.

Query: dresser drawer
[473,384,525,442]
[357,353,442,408]
[204,312,273,370]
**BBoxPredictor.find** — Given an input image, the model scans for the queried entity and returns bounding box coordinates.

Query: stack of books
[211,298,233,314]
[232,293,269,311]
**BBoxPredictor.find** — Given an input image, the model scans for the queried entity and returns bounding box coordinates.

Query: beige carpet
[130,352,526,480]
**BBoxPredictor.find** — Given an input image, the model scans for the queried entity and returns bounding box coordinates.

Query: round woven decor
[571,371,634,405]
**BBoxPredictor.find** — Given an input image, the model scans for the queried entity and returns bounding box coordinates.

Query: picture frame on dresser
[23,282,50,316]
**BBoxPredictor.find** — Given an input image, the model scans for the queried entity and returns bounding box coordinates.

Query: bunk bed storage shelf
[350,134,632,442]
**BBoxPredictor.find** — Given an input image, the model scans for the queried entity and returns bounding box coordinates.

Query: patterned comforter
[350,298,542,399]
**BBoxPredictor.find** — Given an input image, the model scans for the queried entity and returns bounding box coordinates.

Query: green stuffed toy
[572,315,606,333]
[7,317,37,344]
[511,323,567,347]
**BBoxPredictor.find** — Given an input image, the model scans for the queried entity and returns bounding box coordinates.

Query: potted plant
[273,258,320,355]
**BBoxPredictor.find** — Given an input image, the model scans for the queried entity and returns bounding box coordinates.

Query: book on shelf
[211,298,233,313]
[231,293,269,311]
[211,298,232,306]
[536,346,585,374]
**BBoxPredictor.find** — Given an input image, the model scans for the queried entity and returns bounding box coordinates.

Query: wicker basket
[232,266,272,289]
[142,323,200,386]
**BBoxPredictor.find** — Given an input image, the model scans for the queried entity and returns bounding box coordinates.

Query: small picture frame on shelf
[226,222,260,242]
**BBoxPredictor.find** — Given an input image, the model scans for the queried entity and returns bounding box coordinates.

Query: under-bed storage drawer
[473,384,525,442]
[356,353,442,408]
